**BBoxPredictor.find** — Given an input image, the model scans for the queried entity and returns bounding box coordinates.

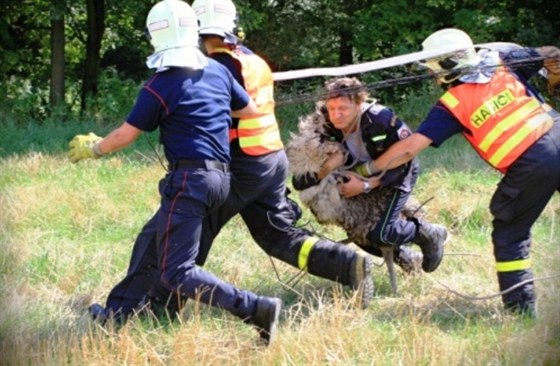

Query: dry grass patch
[1,150,559,365]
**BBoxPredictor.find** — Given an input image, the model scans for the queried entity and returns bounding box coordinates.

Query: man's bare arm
[370,133,433,173]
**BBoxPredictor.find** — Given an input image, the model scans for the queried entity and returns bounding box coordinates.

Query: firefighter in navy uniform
[192,1,374,297]
[71,0,283,345]
[88,0,375,325]
[363,28,560,316]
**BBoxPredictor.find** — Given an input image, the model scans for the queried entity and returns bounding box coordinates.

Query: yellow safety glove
[68,132,103,163]
[352,161,379,177]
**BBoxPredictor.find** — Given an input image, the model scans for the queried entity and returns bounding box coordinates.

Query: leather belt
[168,159,229,172]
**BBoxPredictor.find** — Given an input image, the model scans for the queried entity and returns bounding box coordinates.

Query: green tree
[1,0,558,122]
[81,0,105,112]
[50,0,66,108]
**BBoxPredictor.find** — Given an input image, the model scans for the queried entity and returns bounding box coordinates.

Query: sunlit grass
[0,124,559,365]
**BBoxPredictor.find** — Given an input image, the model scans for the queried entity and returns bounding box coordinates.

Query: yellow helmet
[192,0,237,39]
[420,28,481,84]
[146,0,199,53]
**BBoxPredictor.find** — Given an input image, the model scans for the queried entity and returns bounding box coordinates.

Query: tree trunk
[81,0,105,113]
[339,29,353,66]
[50,1,65,109]
[338,1,357,66]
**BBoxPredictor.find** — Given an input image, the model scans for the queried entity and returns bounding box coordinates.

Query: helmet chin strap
[438,58,458,70]
[434,56,461,84]
[441,70,462,83]
[434,71,463,89]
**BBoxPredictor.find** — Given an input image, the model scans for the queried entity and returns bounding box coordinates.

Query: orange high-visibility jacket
[440,67,553,172]
[213,47,283,156]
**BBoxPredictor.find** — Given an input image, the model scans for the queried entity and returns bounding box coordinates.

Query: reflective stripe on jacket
[213,47,283,156]
[440,66,553,172]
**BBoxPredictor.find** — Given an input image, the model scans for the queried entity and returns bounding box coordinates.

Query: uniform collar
[146,46,208,73]
[459,50,501,84]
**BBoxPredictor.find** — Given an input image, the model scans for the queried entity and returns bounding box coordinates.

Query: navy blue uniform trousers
[115,164,259,320]
[104,150,315,317]
[366,163,420,249]
[490,117,560,309]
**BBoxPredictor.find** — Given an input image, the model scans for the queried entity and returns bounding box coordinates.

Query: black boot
[88,303,109,323]
[394,246,423,273]
[499,270,537,318]
[250,296,282,346]
[348,250,375,309]
[88,303,129,326]
[411,218,447,272]
[306,239,374,309]
[504,300,537,318]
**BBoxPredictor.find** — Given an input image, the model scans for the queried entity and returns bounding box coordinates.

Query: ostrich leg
[380,246,398,295]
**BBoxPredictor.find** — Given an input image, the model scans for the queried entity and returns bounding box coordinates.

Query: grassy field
[0,120,559,366]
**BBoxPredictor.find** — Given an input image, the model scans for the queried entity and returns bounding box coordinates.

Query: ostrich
[286,106,424,294]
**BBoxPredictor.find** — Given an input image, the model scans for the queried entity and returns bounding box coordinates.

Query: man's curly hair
[324,77,368,104]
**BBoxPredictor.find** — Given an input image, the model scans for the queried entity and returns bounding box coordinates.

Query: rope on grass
[428,273,560,301]
[268,255,308,297]
[443,252,494,258]
[266,243,560,302]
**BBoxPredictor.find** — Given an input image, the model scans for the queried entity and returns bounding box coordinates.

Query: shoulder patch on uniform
[398,126,412,139]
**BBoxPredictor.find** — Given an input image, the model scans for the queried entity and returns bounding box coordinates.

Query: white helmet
[192,0,238,39]
[146,0,199,53]
[420,28,481,84]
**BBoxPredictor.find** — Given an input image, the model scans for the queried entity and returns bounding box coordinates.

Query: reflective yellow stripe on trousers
[496,258,531,272]
[298,236,319,270]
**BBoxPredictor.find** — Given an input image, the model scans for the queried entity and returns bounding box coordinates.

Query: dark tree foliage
[100,1,153,79]
[0,0,558,120]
